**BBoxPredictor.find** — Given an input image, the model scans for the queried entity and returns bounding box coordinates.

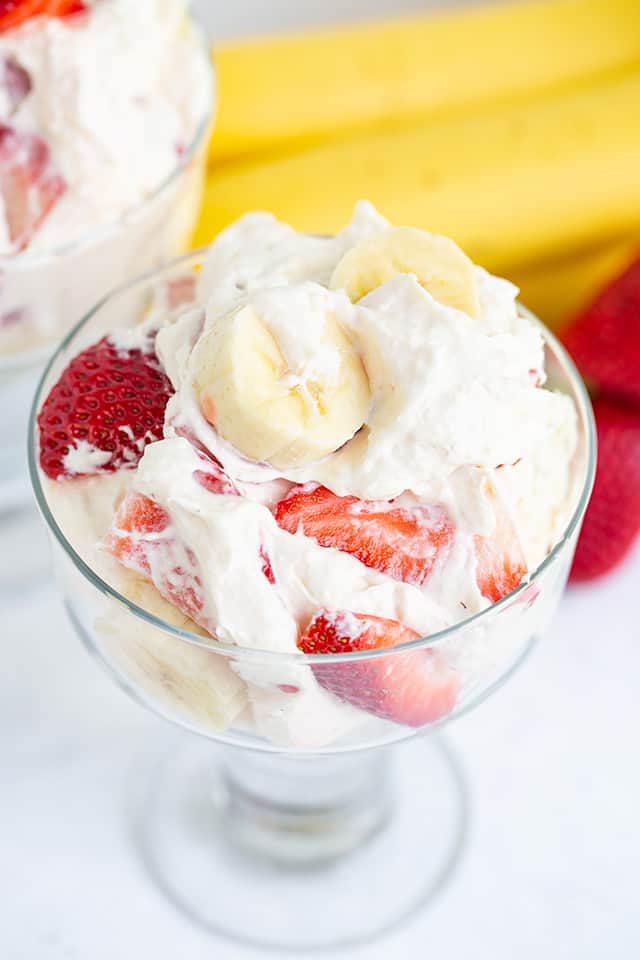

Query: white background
[2,1,639,958]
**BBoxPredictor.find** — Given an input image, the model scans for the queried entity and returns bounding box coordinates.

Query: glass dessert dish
[29,250,595,952]
[0,3,213,510]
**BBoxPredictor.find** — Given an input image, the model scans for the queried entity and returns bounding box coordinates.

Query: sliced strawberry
[0,124,66,251]
[0,0,85,33]
[105,460,270,628]
[1,57,31,115]
[37,336,173,480]
[562,257,640,406]
[570,396,640,581]
[299,609,459,727]
[105,491,170,578]
[105,491,205,624]
[274,484,453,587]
[193,451,238,497]
[41,0,85,16]
[474,483,527,602]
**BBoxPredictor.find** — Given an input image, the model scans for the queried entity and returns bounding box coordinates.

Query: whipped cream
[42,202,581,748]
[162,202,577,568]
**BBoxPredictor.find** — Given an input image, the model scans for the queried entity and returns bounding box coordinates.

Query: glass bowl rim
[28,248,597,666]
[0,19,214,374]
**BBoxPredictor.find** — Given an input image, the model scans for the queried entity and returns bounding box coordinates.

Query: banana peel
[211,0,640,161]
[196,70,640,276]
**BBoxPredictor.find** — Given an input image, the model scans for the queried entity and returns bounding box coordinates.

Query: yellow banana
[195,70,640,275]
[330,227,480,318]
[210,0,640,161]
[194,288,371,469]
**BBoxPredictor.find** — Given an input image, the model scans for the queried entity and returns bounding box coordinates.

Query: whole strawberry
[562,257,640,406]
[570,396,640,581]
[38,336,173,480]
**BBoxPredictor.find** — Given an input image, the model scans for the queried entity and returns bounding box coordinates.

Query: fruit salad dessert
[36,203,579,747]
[0,0,211,355]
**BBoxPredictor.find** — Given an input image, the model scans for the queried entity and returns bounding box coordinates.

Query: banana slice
[96,578,248,732]
[193,290,371,469]
[330,226,481,318]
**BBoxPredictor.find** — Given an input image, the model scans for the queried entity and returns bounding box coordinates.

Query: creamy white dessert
[38,203,579,748]
[0,0,212,354]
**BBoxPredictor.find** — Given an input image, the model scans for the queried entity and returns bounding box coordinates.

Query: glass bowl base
[132,734,469,951]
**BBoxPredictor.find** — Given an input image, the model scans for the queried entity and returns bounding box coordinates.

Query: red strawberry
[570,396,640,581]
[0,125,66,251]
[299,609,459,727]
[37,336,173,480]
[562,257,640,406]
[105,491,170,578]
[260,546,276,584]
[193,458,238,498]
[105,463,272,628]
[274,484,453,587]
[0,0,85,33]
[105,491,205,624]
[474,482,527,602]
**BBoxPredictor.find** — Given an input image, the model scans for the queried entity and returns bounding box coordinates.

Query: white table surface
[3,511,640,960]
[3,1,640,958]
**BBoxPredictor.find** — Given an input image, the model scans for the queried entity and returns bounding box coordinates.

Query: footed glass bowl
[29,253,596,951]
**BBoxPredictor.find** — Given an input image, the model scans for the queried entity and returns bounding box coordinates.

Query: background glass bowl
[29,253,596,950]
[0,31,213,512]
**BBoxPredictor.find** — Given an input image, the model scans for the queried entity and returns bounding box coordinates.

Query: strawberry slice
[562,257,640,406]
[105,457,267,628]
[37,336,173,480]
[474,483,527,602]
[105,491,205,625]
[105,491,171,579]
[0,0,85,33]
[0,124,66,251]
[193,449,239,497]
[274,484,453,587]
[570,396,640,581]
[299,609,459,727]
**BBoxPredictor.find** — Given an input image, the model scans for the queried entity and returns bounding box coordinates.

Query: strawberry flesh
[274,483,453,587]
[37,336,173,480]
[105,491,170,579]
[299,609,459,727]
[105,455,265,627]
[570,396,640,581]
[0,124,66,251]
[474,483,527,602]
[105,491,205,624]
[0,0,85,33]
[193,463,238,498]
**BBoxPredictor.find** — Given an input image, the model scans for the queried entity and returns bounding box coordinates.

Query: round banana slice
[194,300,371,469]
[330,226,481,318]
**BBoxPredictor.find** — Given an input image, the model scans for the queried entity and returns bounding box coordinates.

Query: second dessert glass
[29,252,596,951]
[0,31,213,514]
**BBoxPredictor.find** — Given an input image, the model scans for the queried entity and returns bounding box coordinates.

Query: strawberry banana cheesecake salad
[37,203,578,748]
[0,0,211,355]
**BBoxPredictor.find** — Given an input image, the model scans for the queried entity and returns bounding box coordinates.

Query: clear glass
[0,28,213,512]
[29,253,596,950]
